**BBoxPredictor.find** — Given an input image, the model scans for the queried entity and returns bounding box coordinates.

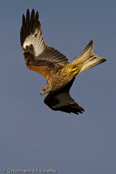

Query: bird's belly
[49,69,74,92]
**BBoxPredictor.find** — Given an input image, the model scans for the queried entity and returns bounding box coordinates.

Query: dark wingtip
[102,58,107,62]
[73,106,85,115]
[26,9,29,15]
[57,104,85,115]
[22,14,25,26]
[89,40,94,46]
[20,9,40,47]
[32,9,35,14]
[26,9,30,20]
[36,11,39,18]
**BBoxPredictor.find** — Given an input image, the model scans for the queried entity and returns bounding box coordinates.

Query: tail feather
[72,40,106,74]
[79,54,106,74]
[73,40,94,63]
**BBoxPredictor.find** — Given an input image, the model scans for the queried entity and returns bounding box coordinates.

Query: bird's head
[40,83,51,95]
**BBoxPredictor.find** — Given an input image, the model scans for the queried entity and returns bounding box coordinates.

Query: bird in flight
[20,9,106,115]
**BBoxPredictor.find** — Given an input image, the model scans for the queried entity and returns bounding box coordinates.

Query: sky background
[0,0,116,174]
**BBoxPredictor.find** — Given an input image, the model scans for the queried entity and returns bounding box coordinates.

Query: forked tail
[72,40,106,74]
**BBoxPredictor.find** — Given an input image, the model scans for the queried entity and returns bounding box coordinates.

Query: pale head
[40,83,51,95]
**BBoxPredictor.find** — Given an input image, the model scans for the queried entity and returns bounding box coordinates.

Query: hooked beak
[40,90,45,95]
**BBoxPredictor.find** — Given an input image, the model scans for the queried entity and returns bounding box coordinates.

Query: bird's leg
[71,68,78,75]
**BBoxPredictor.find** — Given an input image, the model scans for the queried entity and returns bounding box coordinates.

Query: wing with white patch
[20,9,46,57]
[44,78,84,115]
[20,9,70,71]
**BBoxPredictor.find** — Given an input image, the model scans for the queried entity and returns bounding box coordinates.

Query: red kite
[20,9,106,115]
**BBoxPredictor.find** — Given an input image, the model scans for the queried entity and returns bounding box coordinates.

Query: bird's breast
[48,66,74,92]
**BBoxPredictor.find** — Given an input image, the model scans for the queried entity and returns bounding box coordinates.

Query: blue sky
[0,1,116,174]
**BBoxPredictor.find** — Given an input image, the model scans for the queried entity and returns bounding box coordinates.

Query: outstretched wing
[20,9,70,79]
[44,78,84,115]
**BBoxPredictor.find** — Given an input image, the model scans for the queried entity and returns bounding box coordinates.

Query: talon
[71,68,78,72]
[71,68,78,75]
[73,70,78,75]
